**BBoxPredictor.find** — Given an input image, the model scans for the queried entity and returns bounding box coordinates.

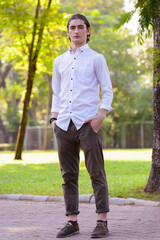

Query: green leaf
[113,10,136,31]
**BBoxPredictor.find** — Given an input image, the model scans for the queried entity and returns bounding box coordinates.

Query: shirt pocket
[78,66,93,83]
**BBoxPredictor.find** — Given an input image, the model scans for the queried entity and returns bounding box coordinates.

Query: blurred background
[0,0,153,151]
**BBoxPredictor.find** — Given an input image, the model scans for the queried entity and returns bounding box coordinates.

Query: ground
[0,200,160,240]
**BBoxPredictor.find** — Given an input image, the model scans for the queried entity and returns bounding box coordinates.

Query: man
[50,13,113,238]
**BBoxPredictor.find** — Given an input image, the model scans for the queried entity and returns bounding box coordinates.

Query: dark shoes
[91,220,109,238]
[56,221,79,238]
[56,220,108,238]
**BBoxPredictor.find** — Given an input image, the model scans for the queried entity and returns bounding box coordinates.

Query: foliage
[135,0,160,31]
[0,0,154,145]
[114,0,160,41]
[114,10,136,30]
[0,0,68,149]
[0,0,65,65]
[0,0,68,83]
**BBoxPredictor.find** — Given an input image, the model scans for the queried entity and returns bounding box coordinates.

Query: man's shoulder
[87,47,108,68]
[88,47,104,59]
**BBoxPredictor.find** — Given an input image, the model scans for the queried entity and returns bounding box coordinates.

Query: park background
[0,0,160,202]
[0,0,153,150]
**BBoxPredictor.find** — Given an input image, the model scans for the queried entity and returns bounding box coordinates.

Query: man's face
[67,19,91,45]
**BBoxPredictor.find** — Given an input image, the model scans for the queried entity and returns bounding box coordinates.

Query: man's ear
[87,27,91,34]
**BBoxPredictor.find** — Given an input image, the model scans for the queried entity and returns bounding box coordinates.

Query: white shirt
[51,44,113,131]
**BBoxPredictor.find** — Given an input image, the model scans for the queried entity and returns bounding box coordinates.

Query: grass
[0,149,160,202]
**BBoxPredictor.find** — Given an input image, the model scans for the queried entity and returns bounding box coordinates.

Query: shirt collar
[79,43,89,52]
[69,43,89,53]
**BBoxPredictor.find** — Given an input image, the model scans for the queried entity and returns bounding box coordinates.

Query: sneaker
[56,221,79,238]
[91,220,109,238]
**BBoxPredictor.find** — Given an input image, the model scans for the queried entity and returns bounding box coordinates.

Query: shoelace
[96,222,106,228]
[61,222,72,230]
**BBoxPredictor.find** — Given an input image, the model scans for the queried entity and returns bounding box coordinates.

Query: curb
[0,194,160,207]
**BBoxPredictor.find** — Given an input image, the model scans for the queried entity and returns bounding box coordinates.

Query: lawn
[0,149,160,202]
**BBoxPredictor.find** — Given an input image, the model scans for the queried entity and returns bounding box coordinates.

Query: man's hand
[85,109,108,133]
[51,112,58,132]
[51,120,56,131]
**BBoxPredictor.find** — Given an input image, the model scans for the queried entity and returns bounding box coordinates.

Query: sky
[123,0,139,34]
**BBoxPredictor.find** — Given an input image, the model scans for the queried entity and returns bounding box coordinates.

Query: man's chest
[58,55,96,83]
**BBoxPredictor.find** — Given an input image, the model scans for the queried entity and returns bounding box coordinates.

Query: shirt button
[72,67,74,69]
[70,89,72,91]
[70,112,72,114]
[69,101,71,103]
[74,58,76,60]
[71,78,73,80]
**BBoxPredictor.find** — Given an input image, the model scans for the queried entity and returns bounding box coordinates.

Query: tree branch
[29,0,41,60]
[32,0,53,63]
[13,0,29,55]
[0,63,12,88]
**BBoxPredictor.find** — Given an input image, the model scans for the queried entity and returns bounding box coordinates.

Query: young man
[50,13,113,238]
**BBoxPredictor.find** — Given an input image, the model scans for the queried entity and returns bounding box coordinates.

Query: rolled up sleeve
[95,54,113,112]
[51,57,61,113]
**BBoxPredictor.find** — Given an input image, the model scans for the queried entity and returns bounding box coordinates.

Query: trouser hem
[96,209,110,214]
[65,211,80,216]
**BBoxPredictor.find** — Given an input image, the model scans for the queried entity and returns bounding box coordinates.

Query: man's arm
[96,54,113,112]
[85,54,113,133]
[51,57,61,131]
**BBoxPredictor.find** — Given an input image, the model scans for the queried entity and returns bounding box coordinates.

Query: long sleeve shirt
[51,43,113,131]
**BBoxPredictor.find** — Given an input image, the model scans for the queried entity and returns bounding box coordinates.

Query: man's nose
[75,27,79,33]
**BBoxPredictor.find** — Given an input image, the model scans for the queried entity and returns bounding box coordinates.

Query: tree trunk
[43,74,52,150]
[0,117,9,143]
[0,62,12,88]
[14,64,36,160]
[144,8,160,193]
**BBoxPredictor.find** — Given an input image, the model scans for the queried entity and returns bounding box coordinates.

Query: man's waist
[56,111,97,131]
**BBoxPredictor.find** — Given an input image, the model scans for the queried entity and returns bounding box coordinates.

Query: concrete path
[0,199,160,240]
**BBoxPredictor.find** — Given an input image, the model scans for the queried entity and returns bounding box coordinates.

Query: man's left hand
[85,109,108,133]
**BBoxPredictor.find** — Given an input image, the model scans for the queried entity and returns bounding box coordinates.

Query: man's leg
[79,123,109,238]
[55,123,80,216]
[55,123,80,238]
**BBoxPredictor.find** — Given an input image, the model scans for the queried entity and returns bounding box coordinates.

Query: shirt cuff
[100,105,114,113]
[51,106,59,113]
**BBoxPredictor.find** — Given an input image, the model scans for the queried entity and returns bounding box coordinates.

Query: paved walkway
[0,199,160,240]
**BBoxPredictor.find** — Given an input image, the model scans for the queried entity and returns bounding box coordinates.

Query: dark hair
[67,13,91,43]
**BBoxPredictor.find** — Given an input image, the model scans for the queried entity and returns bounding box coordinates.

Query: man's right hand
[51,120,56,131]
[50,112,58,131]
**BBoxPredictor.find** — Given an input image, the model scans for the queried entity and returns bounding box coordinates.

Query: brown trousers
[55,120,109,216]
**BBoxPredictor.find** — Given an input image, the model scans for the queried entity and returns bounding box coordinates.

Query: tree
[0,0,66,159]
[115,0,160,193]
[145,1,160,193]
[14,0,53,160]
